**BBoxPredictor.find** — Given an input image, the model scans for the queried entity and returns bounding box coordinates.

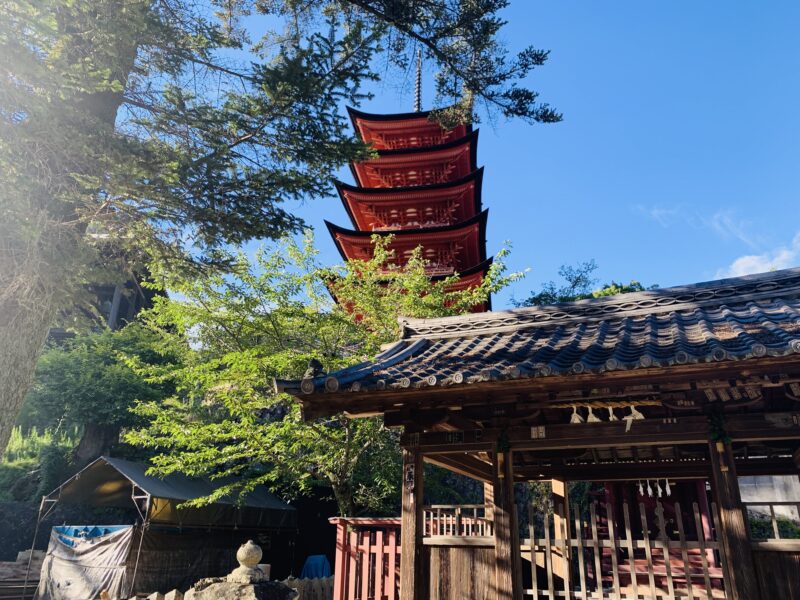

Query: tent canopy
[45,456,296,529]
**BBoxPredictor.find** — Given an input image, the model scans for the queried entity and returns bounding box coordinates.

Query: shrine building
[279,267,800,600]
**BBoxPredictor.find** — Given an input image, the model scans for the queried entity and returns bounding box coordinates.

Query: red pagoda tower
[327,107,492,311]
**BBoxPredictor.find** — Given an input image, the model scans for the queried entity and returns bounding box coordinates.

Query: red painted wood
[360,530,371,600]
[329,518,402,600]
[375,530,385,600]
[333,520,349,600]
[348,530,359,599]
[387,527,398,600]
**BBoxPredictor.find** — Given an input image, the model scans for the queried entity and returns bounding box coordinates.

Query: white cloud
[633,204,683,227]
[715,233,800,279]
[707,210,761,249]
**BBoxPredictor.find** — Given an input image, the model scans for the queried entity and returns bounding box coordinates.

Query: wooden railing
[423,503,493,538]
[743,500,800,540]
[330,517,401,600]
[522,500,728,600]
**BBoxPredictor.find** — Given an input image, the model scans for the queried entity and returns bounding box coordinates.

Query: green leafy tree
[516,260,655,307]
[0,0,559,453]
[126,234,520,515]
[19,325,172,469]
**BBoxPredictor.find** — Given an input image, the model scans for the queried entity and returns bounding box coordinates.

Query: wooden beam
[424,453,492,482]
[514,457,800,481]
[400,447,424,600]
[400,412,800,453]
[708,440,762,600]
[299,357,800,419]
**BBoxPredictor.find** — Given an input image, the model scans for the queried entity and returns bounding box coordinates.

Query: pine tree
[0,0,559,451]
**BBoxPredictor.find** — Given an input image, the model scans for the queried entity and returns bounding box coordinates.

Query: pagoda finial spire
[414,47,422,112]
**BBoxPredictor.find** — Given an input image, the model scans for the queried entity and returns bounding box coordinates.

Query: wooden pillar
[551,479,571,581]
[484,481,495,521]
[331,518,349,600]
[552,479,570,536]
[708,440,761,600]
[493,450,522,600]
[400,447,424,600]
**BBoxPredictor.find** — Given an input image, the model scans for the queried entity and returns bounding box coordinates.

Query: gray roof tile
[276,268,800,397]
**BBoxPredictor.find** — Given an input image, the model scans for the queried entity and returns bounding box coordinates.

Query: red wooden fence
[330,517,402,600]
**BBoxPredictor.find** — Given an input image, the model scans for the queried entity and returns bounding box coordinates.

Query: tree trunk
[332,480,356,517]
[73,423,121,469]
[0,293,58,452]
[0,2,141,453]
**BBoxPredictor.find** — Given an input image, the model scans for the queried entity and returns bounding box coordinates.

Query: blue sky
[276,1,800,309]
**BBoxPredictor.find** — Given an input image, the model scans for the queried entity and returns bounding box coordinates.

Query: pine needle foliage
[0,0,558,452]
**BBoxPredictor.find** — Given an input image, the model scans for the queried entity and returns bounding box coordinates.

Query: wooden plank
[333,520,348,600]
[605,502,620,600]
[752,545,800,600]
[360,529,371,600]
[376,529,385,600]
[399,411,800,454]
[559,507,572,598]
[544,511,555,600]
[691,502,713,600]
[574,503,588,600]
[423,536,495,546]
[348,529,359,600]
[673,502,695,600]
[654,501,675,600]
[589,503,603,600]
[622,503,638,600]
[638,502,658,600]
[400,447,425,600]
[387,527,398,600]
[529,504,540,600]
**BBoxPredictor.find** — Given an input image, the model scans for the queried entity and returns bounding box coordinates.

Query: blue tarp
[300,554,331,579]
[53,526,130,547]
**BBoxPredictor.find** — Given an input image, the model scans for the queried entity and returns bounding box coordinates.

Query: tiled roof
[276,268,800,397]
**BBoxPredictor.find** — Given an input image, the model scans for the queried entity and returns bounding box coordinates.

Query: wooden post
[400,447,424,600]
[484,481,495,522]
[708,440,761,600]
[331,518,349,600]
[551,478,571,581]
[493,451,522,600]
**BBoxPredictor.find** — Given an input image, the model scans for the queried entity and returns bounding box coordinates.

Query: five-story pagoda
[326,106,492,311]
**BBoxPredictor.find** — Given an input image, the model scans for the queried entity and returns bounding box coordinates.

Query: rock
[164,590,184,600]
[146,593,164,600]
[186,581,297,600]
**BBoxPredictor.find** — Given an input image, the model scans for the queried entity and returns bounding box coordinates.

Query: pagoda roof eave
[346,104,472,127]
[335,167,484,196]
[372,129,478,158]
[334,168,484,230]
[348,131,479,188]
[430,257,493,282]
[325,209,489,264]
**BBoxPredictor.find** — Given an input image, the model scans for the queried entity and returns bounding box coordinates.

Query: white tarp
[37,526,134,600]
